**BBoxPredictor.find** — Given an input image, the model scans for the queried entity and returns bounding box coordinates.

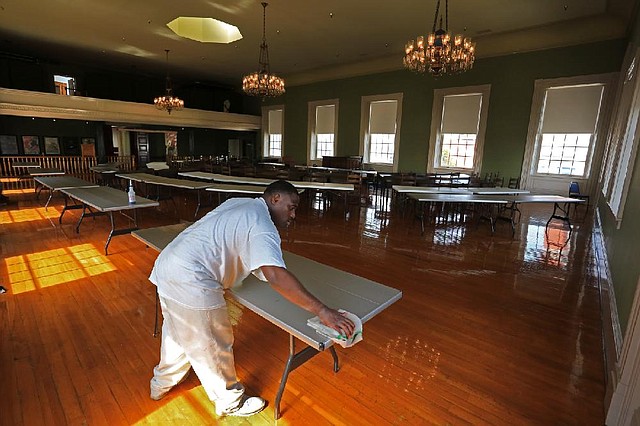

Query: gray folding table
[408,192,509,234]
[178,171,275,186]
[181,171,355,215]
[34,175,98,208]
[116,172,213,219]
[409,193,585,236]
[131,223,402,419]
[12,161,40,180]
[60,186,159,254]
[499,194,586,234]
[28,168,65,177]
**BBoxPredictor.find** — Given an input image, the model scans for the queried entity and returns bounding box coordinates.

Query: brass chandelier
[242,2,285,98]
[154,49,184,114]
[403,0,475,76]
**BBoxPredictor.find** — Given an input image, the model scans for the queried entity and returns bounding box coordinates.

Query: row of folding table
[391,185,585,235]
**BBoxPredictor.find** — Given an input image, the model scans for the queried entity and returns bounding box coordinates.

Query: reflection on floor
[0,187,603,425]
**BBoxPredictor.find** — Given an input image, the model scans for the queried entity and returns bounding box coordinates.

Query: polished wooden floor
[0,185,604,425]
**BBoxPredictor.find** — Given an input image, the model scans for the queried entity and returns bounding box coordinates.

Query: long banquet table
[116,172,213,219]
[60,186,159,254]
[34,175,98,208]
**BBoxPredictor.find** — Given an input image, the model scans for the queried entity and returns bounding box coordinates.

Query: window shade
[316,105,335,134]
[268,109,283,133]
[541,85,604,133]
[369,101,397,133]
[441,94,482,134]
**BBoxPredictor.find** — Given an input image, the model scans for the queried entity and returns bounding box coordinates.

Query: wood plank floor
[0,186,604,425]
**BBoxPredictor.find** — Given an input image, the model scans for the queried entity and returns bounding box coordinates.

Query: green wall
[269,39,626,180]
[598,7,640,333]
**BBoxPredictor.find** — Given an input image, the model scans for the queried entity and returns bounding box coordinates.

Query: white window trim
[600,47,640,228]
[261,104,284,159]
[520,73,616,196]
[359,93,403,172]
[307,99,339,165]
[427,85,491,174]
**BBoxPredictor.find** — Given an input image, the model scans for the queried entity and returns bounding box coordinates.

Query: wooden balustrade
[0,155,136,190]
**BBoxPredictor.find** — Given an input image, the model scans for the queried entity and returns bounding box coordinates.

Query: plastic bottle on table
[127,181,136,204]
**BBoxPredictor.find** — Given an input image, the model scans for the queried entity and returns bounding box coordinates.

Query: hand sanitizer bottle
[127,181,136,204]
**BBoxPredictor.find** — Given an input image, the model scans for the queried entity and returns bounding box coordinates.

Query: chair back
[508,177,520,189]
[569,181,580,196]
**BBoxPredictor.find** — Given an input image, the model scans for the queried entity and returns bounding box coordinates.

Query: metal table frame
[59,186,159,254]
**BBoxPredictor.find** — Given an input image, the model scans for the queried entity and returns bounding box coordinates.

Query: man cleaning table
[148,180,355,417]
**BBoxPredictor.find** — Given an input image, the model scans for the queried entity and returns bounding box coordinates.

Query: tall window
[262,106,284,158]
[535,84,604,177]
[360,93,403,169]
[601,50,640,225]
[308,100,338,163]
[428,85,490,173]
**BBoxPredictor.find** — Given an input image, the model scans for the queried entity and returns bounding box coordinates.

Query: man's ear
[270,192,281,205]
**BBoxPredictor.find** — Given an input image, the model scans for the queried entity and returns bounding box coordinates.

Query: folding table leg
[105,212,116,254]
[274,335,340,419]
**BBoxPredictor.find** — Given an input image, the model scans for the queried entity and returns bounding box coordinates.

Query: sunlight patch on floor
[134,386,285,425]
[5,243,116,294]
[0,206,60,223]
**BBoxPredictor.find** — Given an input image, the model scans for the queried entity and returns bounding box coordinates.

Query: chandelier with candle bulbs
[403,0,475,77]
[154,49,184,114]
[242,2,285,97]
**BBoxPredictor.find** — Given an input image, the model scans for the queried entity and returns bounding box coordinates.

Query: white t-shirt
[149,197,285,309]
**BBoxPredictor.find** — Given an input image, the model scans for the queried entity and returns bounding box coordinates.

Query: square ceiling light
[167,17,242,43]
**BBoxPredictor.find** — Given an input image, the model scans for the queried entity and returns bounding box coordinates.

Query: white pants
[150,296,244,412]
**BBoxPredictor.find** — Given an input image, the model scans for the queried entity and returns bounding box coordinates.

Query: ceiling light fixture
[242,2,285,98]
[154,49,184,114]
[403,0,475,76]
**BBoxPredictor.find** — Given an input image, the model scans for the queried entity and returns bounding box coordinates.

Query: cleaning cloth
[307,310,363,348]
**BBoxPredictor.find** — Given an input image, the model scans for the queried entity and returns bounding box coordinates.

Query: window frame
[359,93,403,172]
[307,99,339,164]
[427,85,491,174]
[532,84,605,179]
[261,105,285,159]
[520,73,615,196]
[600,47,640,226]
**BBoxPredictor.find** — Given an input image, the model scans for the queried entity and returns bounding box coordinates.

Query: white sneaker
[217,396,266,417]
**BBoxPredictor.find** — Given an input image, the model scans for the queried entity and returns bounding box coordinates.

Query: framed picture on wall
[44,137,61,155]
[0,135,19,155]
[22,135,41,155]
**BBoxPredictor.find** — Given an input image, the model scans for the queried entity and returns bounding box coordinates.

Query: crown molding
[0,88,260,131]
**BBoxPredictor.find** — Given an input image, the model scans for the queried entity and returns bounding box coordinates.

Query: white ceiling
[0,0,636,88]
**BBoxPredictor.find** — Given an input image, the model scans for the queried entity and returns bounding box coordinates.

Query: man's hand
[261,265,356,337]
[318,307,356,338]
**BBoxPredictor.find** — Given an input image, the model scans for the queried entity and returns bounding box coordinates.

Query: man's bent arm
[261,265,355,336]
